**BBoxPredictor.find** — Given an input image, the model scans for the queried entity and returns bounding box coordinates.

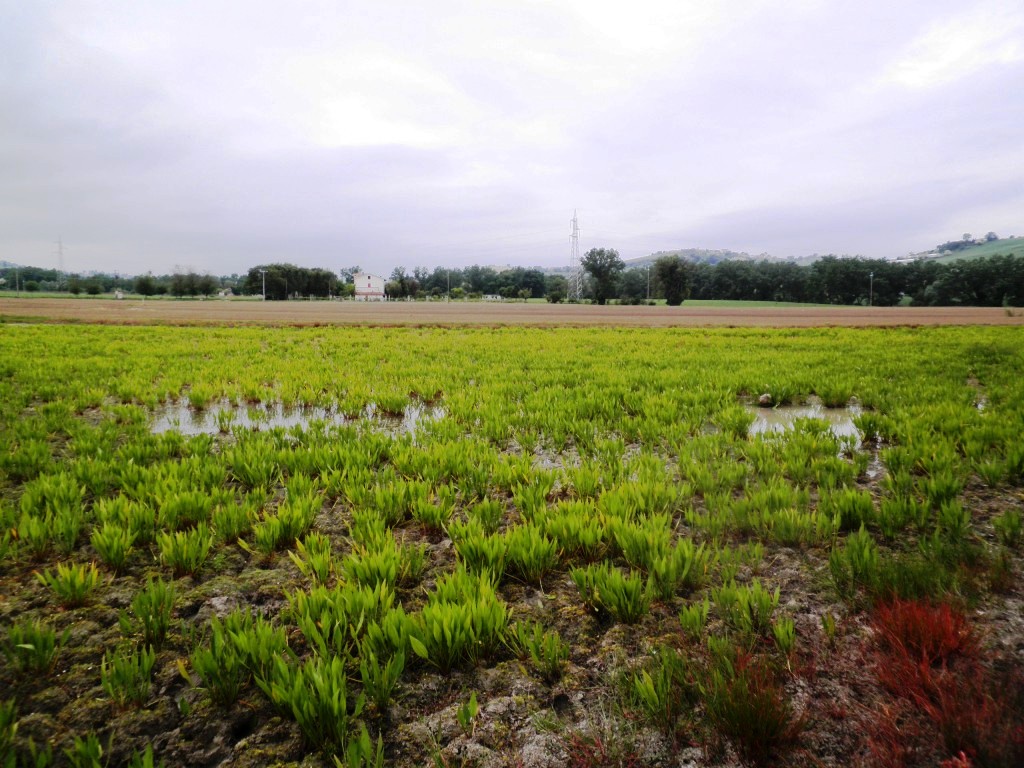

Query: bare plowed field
[3,297,1023,326]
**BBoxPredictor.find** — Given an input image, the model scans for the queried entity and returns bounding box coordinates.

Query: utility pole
[869,272,874,307]
[259,269,266,300]
[568,210,583,301]
[646,264,651,301]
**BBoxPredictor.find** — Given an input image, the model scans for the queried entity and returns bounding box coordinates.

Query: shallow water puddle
[747,398,863,443]
[150,400,442,436]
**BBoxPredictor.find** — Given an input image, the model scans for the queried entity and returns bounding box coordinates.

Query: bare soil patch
[3,297,1024,327]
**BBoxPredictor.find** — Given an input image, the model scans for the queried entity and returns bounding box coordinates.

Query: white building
[353,272,386,301]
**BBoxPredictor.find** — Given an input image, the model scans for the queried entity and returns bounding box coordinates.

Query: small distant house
[482,294,503,302]
[353,272,386,301]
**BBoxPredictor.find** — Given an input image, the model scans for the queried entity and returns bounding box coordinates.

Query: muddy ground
[3,297,1024,327]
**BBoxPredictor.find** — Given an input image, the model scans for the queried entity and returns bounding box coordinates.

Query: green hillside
[932,236,1024,263]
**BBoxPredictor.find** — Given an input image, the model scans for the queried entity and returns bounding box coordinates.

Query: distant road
[2,297,1023,327]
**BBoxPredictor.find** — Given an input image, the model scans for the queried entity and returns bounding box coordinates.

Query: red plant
[869,599,1024,768]
[872,599,977,666]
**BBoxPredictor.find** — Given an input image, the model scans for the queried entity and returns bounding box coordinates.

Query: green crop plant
[157,523,213,576]
[0,699,15,768]
[649,538,710,599]
[127,745,165,768]
[211,500,253,543]
[829,526,880,599]
[570,562,651,624]
[612,514,672,571]
[36,561,102,607]
[333,723,385,768]
[120,577,176,649]
[772,616,796,659]
[512,482,551,523]
[15,511,51,560]
[411,573,508,671]
[876,496,922,541]
[101,644,156,708]
[631,646,697,736]
[679,597,710,640]
[224,609,291,681]
[468,498,504,534]
[157,490,214,531]
[713,579,780,638]
[411,497,452,531]
[89,522,136,573]
[258,654,366,756]
[185,616,247,707]
[290,582,395,661]
[822,488,874,532]
[452,521,508,579]
[936,499,973,547]
[504,524,560,584]
[542,504,605,562]
[566,461,604,499]
[456,691,479,736]
[358,646,405,712]
[993,508,1022,548]
[289,532,334,584]
[223,441,281,489]
[508,621,569,683]
[3,618,69,674]
[64,732,106,768]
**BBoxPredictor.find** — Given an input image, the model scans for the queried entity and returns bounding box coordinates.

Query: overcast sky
[2,1,1022,276]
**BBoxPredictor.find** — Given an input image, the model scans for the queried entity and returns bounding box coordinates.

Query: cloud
[0,1,1021,275]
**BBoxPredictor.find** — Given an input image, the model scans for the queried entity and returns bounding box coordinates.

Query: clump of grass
[570,562,651,624]
[703,651,804,765]
[101,644,156,708]
[36,561,103,607]
[120,577,176,649]
[90,522,137,574]
[507,621,569,683]
[630,646,697,737]
[3,618,69,674]
[158,523,213,577]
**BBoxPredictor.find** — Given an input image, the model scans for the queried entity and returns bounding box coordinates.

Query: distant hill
[927,236,1024,264]
[626,248,825,268]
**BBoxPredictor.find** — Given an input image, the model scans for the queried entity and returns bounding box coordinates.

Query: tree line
[4,252,1023,306]
[575,250,1024,307]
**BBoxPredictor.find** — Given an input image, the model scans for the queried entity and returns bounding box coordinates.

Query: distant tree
[67,277,83,295]
[339,266,362,284]
[84,279,102,295]
[654,255,692,306]
[134,274,158,296]
[25,280,40,292]
[581,248,624,305]
[618,267,649,304]
[963,233,973,242]
[985,232,999,242]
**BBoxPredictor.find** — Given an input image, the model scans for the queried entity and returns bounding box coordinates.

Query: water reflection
[151,400,442,436]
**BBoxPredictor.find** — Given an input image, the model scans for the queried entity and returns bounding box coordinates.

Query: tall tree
[653,255,692,306]
[581,248,624,305]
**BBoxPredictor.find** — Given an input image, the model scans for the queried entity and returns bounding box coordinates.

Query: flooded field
[150,399,443,436]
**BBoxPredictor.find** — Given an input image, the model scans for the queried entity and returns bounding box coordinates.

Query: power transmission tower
[568,210,583,300]
[55,236,65,290]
